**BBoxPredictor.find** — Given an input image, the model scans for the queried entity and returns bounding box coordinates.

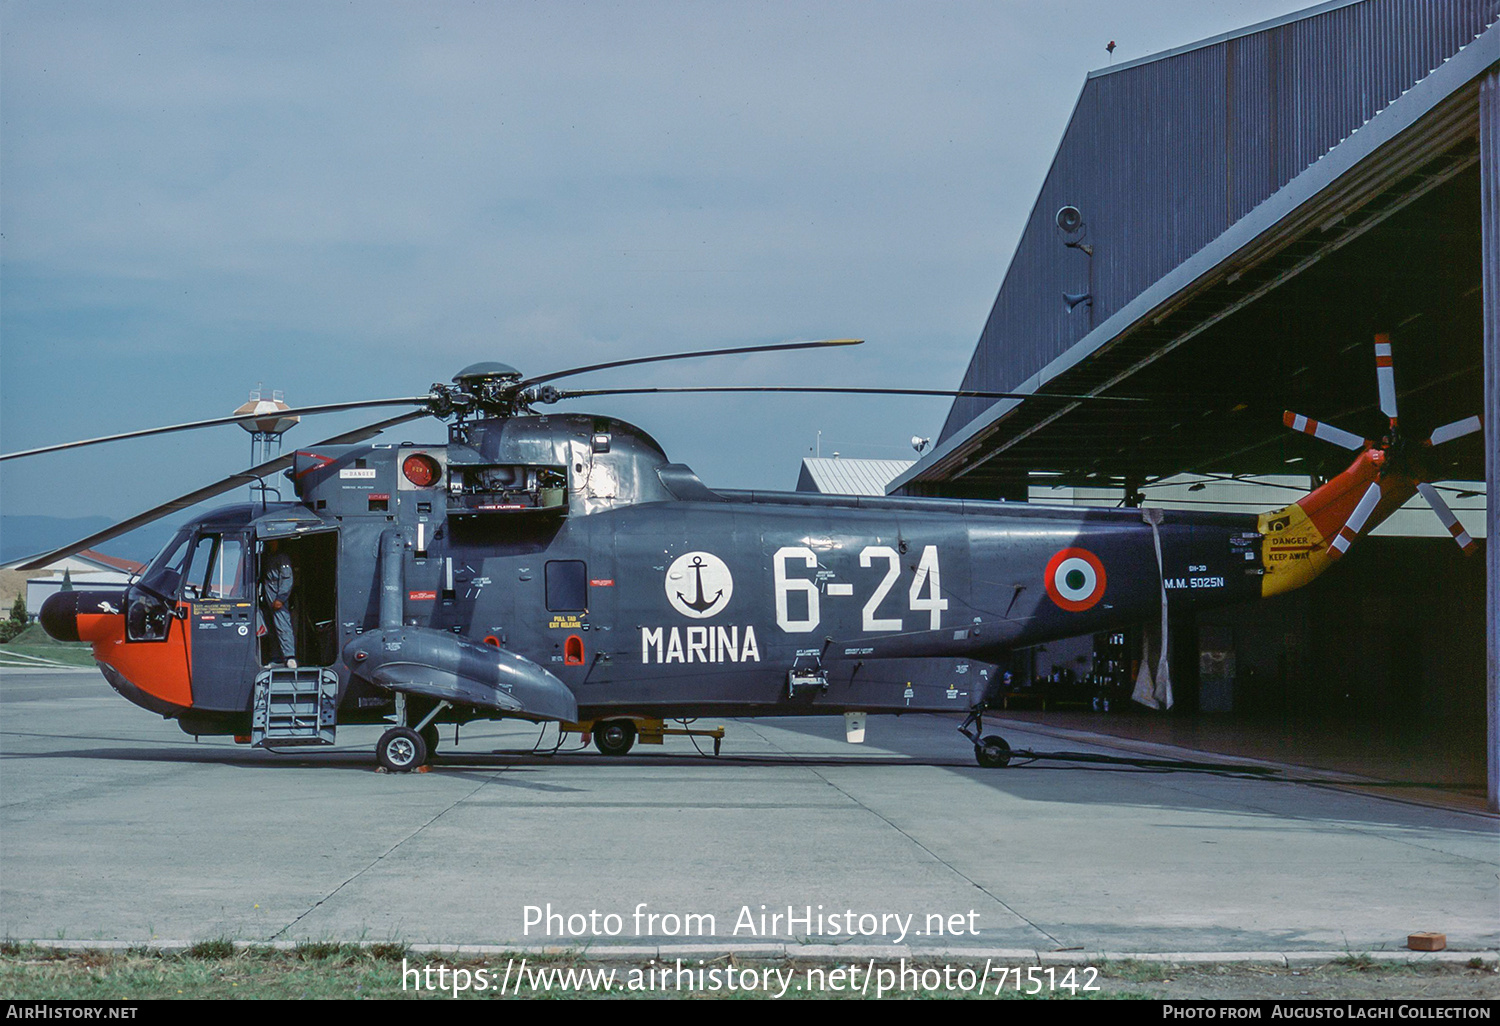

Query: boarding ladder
[250,667,338,747]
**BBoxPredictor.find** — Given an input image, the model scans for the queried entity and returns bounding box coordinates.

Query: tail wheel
[975,735,1011,769]
[378,726,428,772]
[594,720,637,756]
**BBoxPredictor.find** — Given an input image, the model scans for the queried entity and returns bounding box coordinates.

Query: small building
[796,458,915,495]
[20,550,146,621]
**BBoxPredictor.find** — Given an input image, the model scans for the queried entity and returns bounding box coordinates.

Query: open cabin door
[252,522,339,669]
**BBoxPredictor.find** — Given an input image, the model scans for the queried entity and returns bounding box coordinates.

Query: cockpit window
[136,528,246,602]
[208,537,245,598]
[183,536,216,599]
[127,529,246,641]
[137,527,194,598]
[182,533,246,599]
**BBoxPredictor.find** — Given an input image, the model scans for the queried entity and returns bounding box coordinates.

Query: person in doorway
[261,540,297,668]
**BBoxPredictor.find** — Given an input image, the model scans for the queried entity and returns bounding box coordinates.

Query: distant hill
[0,515,181,566]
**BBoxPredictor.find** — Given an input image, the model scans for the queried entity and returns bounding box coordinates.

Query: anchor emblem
[664,551,734,619]
[677,556,723,613]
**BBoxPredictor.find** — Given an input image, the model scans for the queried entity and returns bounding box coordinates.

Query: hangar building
[890,0,1500,808]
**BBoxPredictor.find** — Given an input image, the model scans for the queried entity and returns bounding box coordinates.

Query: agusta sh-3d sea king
[9,337,1482,770]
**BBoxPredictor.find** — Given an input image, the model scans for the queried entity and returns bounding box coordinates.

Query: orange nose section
[41,590,193,708]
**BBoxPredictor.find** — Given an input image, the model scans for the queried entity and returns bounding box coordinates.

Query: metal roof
[895,6,1498,494]
[1090,0,1368,80]
[796,458,915,496]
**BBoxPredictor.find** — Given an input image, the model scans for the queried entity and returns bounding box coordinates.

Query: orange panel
[77,608,194,708]
[1259,448,1418,598]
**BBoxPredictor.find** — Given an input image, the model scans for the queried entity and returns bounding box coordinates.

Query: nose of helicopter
[39,590,82,642]
[40,590,123,643]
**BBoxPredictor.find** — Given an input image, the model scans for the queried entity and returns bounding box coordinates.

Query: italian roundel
[1044,547,1107,612]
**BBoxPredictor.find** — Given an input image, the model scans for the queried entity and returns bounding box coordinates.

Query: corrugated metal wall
[941,0,1500,443]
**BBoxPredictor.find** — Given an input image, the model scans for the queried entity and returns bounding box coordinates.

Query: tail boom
[1257,448,1416,598]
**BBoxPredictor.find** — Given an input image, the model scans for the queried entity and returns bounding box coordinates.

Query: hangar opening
[891,0,1499,808]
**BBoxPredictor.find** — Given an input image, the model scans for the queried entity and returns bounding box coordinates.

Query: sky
[1,0,1317,531]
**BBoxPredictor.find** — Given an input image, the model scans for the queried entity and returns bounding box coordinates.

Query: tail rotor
[1416,483,1480,556]
[1373,332,1399,429]
[1282,333,1481,560]
[1326,482,1384,561]
[1425,414,1483,448]
[1282,411,1369,451]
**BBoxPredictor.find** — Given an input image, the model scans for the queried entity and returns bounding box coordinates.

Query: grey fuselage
[97,413,1265,731]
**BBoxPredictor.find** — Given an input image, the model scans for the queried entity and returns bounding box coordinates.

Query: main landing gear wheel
[594,720,637,756]
[419,722,441,758]
[974,735,1011,769]
[378,726,428,772]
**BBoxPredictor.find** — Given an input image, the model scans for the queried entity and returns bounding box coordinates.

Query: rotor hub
[452,362,522,387]
[433,362,535,419]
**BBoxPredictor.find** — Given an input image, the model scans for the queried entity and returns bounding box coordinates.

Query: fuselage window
[545,560,588,612]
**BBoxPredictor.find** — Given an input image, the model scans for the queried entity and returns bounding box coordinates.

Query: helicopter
[8,335,1482,771]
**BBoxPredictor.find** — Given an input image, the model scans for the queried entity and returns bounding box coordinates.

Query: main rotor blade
[1282,411,1368,451]
[5,410,430,572]
[0,396,433,463]
[518,338,863,388]
[1416,483,1479,555]
[1326,481,1383,561]
[1426,414,1483,447]
[550,385,1144,402]
[1374,334,1398,425]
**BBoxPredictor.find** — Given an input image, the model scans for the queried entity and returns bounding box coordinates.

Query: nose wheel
[377,726,428,772]
[974,735,1011,768]
[959,707,1011,768]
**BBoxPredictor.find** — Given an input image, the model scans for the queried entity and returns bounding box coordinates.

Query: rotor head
[453,362,522,387]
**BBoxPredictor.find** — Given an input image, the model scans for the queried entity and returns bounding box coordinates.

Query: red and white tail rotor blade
[1373,334,1398,426]
[1416,483,1480,556]
[1283,411,1368,451]
[1327,482,1384,561]
[1426,414,1483,447]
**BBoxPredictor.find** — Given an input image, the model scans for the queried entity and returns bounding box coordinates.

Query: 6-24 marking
[773,544,947,634]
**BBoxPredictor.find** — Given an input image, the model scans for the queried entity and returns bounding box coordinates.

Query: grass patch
[7,624,75,647]
[0,640,98,667]
[0,943,411,1000]
[186,939,237,960]
[0,946,1495,1000]
[291,941,407,965]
